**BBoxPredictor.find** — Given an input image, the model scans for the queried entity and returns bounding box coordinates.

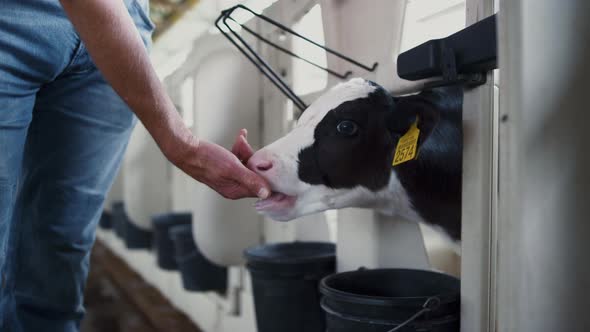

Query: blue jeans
[0,0,154,331]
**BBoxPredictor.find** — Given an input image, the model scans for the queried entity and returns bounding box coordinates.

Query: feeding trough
[169,224,227,292]
[151,212,192,270]
[99,210,112,230]
[111,201,127,239]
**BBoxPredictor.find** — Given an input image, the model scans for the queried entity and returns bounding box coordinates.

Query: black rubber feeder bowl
[151,212,192,270]
[320,269,460,332]
[123,218,152,250]
[244,242,336,332]
[169,224,227,293]
[99,209,113,229]
[111,201,127,239]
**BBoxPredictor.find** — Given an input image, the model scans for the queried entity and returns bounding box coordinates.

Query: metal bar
[214,4,381,112]
[222,13,305,108]
[231,4,378,72]
[216,7,305,110]
[222,16,307,110]
[215,8,307,110]
[232,18,352,79]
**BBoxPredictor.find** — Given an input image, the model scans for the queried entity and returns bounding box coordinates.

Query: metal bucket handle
[386,296,441,332]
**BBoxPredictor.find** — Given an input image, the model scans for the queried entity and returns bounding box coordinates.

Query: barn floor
[81,241,202,332]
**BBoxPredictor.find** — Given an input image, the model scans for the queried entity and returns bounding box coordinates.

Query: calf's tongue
[255,192,288,210]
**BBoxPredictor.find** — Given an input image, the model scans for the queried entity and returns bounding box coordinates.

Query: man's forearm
[59,0,271,200]
[59,0,194,161]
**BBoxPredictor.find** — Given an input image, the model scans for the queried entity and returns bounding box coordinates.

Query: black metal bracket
[215,5,379,112]
[397,14,497,89]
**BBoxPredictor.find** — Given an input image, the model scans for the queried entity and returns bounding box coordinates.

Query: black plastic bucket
[151,212,192,270]
[124,218,152,250]
[244,242,336,332]
[99,210,113,229]
[320,269,460,332]
[169,224,227,293]
[169,224,196,257]
[111,201,127,239]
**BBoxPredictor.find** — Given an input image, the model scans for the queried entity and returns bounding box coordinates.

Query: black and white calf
[248,78,463,242]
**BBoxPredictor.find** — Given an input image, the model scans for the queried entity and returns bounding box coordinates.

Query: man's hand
[172,130,269,200]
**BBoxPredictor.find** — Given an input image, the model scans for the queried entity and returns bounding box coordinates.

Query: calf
[247,78,463,242]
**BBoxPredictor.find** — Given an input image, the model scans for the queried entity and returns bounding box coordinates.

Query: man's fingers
[239,136,254,159]
[231,133,269,198]
[190,138,268,200]
[231,137,249,161]
[235,165,270,199]
[231,133,255,163]
[223,186,253,200]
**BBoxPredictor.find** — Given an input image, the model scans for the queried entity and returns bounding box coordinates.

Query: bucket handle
[386,296,441,332]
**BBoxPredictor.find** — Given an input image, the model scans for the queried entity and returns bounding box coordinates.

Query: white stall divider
[460,0,496,331]
[123,122,170,230]
[170,33,263,266]
[496,0,590,330]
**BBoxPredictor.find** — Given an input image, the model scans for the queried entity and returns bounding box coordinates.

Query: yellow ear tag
[392,118,420,166]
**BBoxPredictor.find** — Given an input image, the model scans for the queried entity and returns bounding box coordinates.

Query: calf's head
[248,78,440,221]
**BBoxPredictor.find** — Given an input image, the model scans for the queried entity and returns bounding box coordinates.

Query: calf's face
[248,78,438,221]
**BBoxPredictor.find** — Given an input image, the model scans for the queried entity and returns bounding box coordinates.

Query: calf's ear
[387,95,440,147]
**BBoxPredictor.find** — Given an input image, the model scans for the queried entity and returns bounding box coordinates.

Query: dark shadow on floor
[81,251,157,332]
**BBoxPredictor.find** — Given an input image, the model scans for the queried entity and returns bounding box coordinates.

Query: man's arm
[59,0,270,200]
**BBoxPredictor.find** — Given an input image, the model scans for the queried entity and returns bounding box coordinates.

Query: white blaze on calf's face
[247,78,417,222]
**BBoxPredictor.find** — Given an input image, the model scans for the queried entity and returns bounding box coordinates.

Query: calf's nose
[248,153,274,173]
[255,160,273,172]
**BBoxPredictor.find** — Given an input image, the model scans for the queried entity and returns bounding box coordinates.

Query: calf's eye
[336,120,359,136]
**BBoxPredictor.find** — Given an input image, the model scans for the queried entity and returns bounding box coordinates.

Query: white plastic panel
[291,4,328,96]
[460,0,496,331]
[320,0,401,90]
[123,122,170,230]
[496,0,590,330]
[178,34,263,266]
[400,0,466,52]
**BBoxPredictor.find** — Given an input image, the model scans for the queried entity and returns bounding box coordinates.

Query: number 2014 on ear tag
[392,119,420,166]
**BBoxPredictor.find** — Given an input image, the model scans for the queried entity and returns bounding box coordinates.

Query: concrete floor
[81,254,157,332]
[81,242,202,332]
